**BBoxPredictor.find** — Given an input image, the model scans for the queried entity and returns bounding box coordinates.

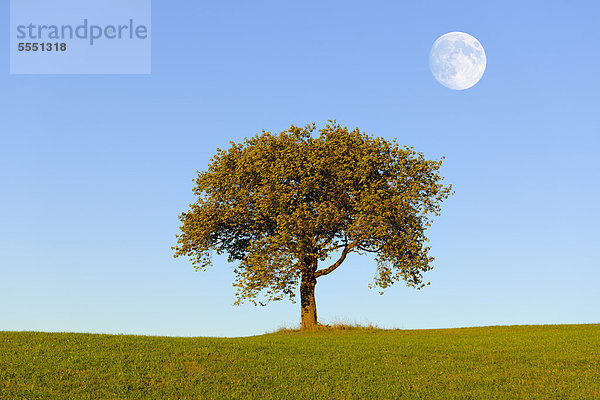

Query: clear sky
[1,0,599,337]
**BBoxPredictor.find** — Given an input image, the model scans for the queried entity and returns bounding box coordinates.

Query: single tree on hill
[173,122,453,330]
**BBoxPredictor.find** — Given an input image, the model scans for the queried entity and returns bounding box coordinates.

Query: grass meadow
[1,324,599,399]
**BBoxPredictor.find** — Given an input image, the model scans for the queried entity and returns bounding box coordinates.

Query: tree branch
[315,238,360,278]
[356,243,385,253]
[325,242,348,251]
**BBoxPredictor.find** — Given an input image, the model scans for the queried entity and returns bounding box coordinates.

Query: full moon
[429,32,486,90]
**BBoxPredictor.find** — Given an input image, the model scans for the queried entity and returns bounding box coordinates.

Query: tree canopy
[173,122,453,329]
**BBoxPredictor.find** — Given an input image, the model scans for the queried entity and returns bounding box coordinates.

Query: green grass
[1,324,599,399]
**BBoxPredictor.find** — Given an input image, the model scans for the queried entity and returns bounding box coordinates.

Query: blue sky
[1,0,599,337]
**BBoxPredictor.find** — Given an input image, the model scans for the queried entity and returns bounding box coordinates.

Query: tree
[173,122,453,330]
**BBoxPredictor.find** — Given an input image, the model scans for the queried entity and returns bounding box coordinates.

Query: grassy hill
[1,324,599,399]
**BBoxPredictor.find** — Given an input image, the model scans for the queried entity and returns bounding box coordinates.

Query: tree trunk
[300,268,318,330]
